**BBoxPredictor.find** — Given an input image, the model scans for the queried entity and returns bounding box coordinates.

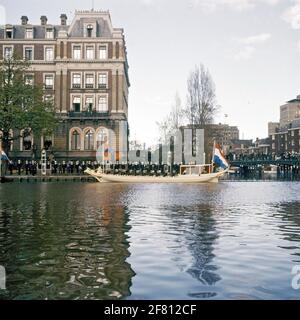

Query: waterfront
[1,181,300,300]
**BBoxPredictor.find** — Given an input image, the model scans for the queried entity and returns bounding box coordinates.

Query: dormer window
[87,25,93,38]
[46,28,54,39]
[6,28,13,39]
[26,28,33,39]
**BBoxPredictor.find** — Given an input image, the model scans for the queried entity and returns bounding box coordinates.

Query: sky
[1,0,300,145]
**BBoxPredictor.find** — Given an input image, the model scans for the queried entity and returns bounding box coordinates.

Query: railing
[72,84,81,89]
[85,84,94,89]
[44,85,54,90]
[68,111,109,118]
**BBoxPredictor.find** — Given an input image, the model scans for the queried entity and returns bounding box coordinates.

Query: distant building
[179,123,239,163]
[280,96,300,127]
[270,119,300,155]
[227,139,253,156]
[268,122,279,136]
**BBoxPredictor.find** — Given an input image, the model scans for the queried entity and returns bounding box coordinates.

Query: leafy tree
[0,55,57,156]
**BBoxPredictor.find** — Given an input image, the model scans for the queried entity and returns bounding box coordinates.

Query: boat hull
[85,168,226,184]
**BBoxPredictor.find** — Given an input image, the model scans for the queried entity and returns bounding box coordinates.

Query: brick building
[270,119,300,155]
[0,10,130,161]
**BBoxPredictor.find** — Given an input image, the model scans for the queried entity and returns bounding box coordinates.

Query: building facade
[280,96,300,127]
[270,119,300,155]
[0,10,130,161]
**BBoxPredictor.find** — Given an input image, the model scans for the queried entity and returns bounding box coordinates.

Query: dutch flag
[213,144,229,170]
[1,150,10,161]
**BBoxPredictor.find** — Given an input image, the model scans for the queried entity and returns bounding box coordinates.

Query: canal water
[1,181,300,300]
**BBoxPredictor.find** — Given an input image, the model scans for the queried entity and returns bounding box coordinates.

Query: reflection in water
[272,202,300,259]
[0,184,134,300]
[184,206,220,286]
[1,182,300,299]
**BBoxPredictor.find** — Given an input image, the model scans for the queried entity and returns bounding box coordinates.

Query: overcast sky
[1,0,300,145]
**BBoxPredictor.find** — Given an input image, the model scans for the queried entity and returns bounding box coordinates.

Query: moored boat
[85,143,229,184]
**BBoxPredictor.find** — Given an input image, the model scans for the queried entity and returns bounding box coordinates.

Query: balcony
[85,84,94,89]
[98,84,107,90]
[68,110,109,119]
[72,84,81,89]
[44,85,54,90]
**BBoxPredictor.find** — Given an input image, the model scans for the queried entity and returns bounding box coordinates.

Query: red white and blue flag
[213,144,229,169]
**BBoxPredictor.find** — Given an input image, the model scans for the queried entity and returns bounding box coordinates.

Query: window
[85,74,94,88]
[72,74,81,88]
[46,28,54,39]
[86,46,94,60]
[98,96,108,112]
[43,135,53,150]
[98,74,107,89]
[25,74,34,86]
[45,75,54,89]
[84,130,94,150]
[87,25,93,38]
[24,47,33,60]
[4,47,13,59]
[45,47,54,61]
[71,130,81,150]
[23,135,32,151]
[6,29,12,39]
[96,129,108,149]
[26,28,33,39]
[291,130,295,137]
[85,97,94,112]
[73,46,81,59]
[72,97,81,112]
[99,46,107,59]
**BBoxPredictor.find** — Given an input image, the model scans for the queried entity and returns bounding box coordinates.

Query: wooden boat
[85,165,228,184]
[85,142,229,184]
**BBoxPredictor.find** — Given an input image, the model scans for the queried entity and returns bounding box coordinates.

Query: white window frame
[84,94,95,111]
[69,127,83,151]
[43,73,55,89]
[71,72,82,88]
[5,28,13,39]
[44,45,55,61]
[99,44,108,60]
[84,22,97,38]
[72,44,82,60]
[85,44,95,60]
[3,46,14,59]
[24,73,34,86]
[23,45,34,61]
[97,71,108,89]
[84,72,95,88]
[45,28,54,39]
[25,28,34,39]
[70,94,83,112]
[97,94,109,112]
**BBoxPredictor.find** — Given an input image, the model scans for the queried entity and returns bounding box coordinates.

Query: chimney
[21,16,28,25]
[60,14,67,26]
[40,15,48,25]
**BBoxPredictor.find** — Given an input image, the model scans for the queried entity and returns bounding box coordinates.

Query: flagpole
[211,140,215,174]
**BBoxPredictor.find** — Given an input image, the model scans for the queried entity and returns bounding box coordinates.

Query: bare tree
[185,64,219,128]
[156,92,184,144]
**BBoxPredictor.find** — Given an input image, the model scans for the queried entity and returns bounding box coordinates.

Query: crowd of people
[227,152,300,162]
[5,160,182,176]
